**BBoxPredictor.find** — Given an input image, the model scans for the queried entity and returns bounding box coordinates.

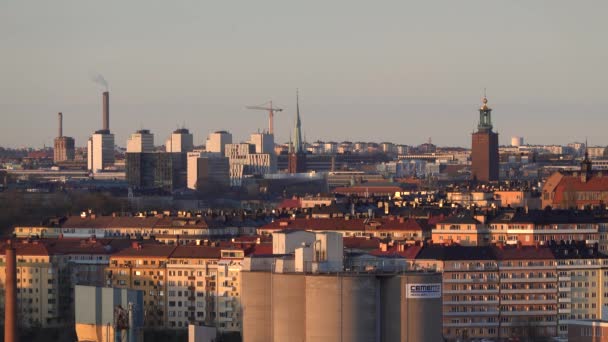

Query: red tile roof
[277,198,301,209]
[169,245,223,259]
[260,217,430,232]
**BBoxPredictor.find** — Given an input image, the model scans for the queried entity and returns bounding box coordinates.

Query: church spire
[478,92,493,132]
[293,89,303,154]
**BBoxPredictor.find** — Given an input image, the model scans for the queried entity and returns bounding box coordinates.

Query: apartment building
[488,211,600,246]
[105,243,174,328]
[411,244,608,340]
[259,216,432,241]
[432,214,489,246]
[106,242,245,333]
[0,238,129,329]
[415,246,500,340]
[14,213,244,241]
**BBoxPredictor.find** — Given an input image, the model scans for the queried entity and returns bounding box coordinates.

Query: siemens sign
[406,283,441,299]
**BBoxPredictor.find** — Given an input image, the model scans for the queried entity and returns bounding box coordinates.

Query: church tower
[288,90,307,173]
[471,94,499,182]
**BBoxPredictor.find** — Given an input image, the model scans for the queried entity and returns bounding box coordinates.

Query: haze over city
[2,0,608,148]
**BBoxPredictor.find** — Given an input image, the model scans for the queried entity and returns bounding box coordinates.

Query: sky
[1,0,607,149]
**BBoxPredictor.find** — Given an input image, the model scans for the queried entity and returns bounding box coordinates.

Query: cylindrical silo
[271,273,306,342]
[401,273,443,342]
[241,271,272,342]
[305,274,377,342]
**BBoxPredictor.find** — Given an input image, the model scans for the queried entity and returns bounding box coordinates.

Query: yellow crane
[246,101,283,135]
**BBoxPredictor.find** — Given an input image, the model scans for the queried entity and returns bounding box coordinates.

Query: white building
[166,128,194,153]
[126,129,154,153]
[87,132,115,172]
[186,151,230,190]
[225,143,274,186]
[205,131,232,156]
[248,133,274,155]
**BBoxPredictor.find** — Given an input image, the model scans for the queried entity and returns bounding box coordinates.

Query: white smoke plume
[90,72,109,91]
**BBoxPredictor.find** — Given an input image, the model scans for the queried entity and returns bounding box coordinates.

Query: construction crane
[246,101,283,135]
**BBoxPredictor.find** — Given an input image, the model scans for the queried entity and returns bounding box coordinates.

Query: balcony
[501,299,556,305]
[558,308,571,314]
[444,311,499,317]
[558,297,571,303]
[502,310,557,316]
[443,322,499,328]
[443,300,499,305]
[500,321,557,327]
[501,277,557,283]
[558,276,571,281]
[558,287,571,292]
[444,278,499,284]
[443,289,499,295]
[501,288,557,294]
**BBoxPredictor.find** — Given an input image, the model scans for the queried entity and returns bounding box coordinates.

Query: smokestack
[4,241,18,342]
[58,112,63,137]
[102,91,109,131]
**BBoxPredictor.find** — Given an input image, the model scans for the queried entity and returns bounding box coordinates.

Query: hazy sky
[1,1,607,148]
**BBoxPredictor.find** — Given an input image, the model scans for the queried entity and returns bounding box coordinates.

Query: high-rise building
[471,96,499,182]
[127,129,154,153]
[165,128,194,153]
[249,132,276,172]
[205,131,232,156]
[126,152,187,191]
[288,91,307,173]
[225,143,273,186]
[87,133,115,172]
[53,112,75,163]
[87,92,115,172]
[249,133,274,155]
[187,151,230,190]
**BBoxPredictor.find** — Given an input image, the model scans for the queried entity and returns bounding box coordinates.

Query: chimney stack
[102,91,110,131]
[58,112,63,137]
[4,241,18,342]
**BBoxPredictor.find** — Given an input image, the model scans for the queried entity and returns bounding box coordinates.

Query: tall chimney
[58,112,63,137]
[102,91,110,131]
[4,241,18,342]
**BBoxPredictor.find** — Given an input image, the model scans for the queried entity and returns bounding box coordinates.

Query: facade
[54,112,76,163]
[471,96,499,182]
[166,128,194,153]
[87,132,115,172]
[242,230,443,342]
[186,152,230,190]
[432,215,489,246]
[54,136,75,163]
[259,217,432,241]
[205,131,232,156]
[105,243,245,333]
[126,152,187,191]
[127,129,154,153]
[0,238,126,329]
[225,143,273,186]
[542,156,608,209]
[249,133,274,155]
[413,244,608,340]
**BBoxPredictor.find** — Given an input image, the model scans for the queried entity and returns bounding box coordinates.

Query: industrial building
[87,91,115,172]
[53,112,75,163]
[241,230,443,342]
[74,285,144,342]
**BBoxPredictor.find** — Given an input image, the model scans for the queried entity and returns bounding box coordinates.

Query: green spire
[294,89,303,154]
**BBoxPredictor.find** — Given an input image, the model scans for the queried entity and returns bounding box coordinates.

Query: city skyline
[2,1,608,148]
